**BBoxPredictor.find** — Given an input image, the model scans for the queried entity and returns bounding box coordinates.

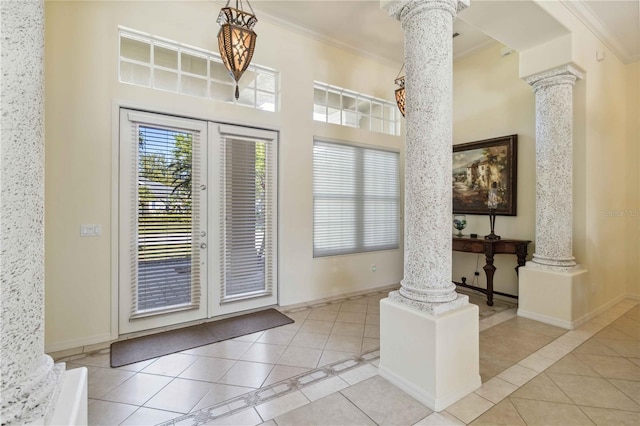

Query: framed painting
[453,135,518,216]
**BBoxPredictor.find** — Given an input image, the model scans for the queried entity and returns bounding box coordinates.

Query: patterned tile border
[160,298,638,426]
[58,286,517,425]
[158,350,381,426]
[155,295,513,426]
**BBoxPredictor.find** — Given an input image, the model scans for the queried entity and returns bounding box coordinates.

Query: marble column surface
[386,0,469,314]
[525,65,583,271]
[1,1,64,424]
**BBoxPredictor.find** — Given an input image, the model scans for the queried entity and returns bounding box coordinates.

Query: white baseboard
[49,367,88,426]
[26,367,87,426]
[378,363,481,412]
[280,283,400,312]
[571,293,628,328]
[518,293,630,330]
[517,309,574,329]
[45,332,113,354]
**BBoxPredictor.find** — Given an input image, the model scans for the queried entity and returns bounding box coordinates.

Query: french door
[119,110,278,334]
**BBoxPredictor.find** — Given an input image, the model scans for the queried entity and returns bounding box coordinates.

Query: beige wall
[44,0,636,351]
[44,0,404,351]
[532,0,632,312]
[578,41,628,310]
[450,1,635,314]
[626,61,640,297]
[452,44,535,297]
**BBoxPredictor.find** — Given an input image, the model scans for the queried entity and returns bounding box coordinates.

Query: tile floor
[52,290,640,425]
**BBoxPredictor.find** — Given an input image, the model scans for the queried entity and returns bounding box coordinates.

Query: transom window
[313,82,400,136]
[119,28,279,112]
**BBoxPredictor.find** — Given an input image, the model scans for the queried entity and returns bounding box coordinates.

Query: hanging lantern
[217,0,258,100]
[394,76,405,117]
[394,63,405,117]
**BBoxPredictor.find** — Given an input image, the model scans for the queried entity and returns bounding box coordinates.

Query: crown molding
[262,9,403,68]
[561,0,637,64]
[211,0,494,69]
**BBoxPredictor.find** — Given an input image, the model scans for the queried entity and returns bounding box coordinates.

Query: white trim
[249,5,401,69]
[517,308,574,329]
[47,367,89,426]
[126,110,209,132]
[48,368,88,426]
[566,292,628,329]
[45,333,114,354]
[110,102,121,341]
[279,283,399,312]
[518,292,629,330]
[218,124,277,140]
[625,293,640,301]
[313,135,401,154]
[378,364,481,412]
[561,0,638,64]
[111,99,280,135]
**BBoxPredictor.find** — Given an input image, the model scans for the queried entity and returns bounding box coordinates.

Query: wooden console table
[452,236,531,306]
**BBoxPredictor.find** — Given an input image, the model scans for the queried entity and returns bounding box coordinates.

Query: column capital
[383,0,469,22]
[524,64,584,93]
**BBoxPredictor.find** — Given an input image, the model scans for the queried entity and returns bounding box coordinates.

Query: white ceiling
[245,0,495,65]
[563,0,639,63]
[236,0,639,65]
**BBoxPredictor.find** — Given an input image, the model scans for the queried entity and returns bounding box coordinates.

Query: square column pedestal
[379,298,481,411]
[518,265,589,329]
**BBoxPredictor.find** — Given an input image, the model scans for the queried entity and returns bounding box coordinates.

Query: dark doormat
[110,308,293,368]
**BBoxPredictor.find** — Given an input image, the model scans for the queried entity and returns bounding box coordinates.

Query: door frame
[207,123,279,317]
[118,108,209,334]
[110,101,280,338]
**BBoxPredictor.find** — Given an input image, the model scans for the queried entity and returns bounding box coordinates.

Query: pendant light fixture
[394,63,405,117]
[217,0,258,100]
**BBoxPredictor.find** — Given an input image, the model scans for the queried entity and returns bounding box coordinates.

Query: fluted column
[525,65,583,270]
[1,1,65,424]
[387,0,469,314]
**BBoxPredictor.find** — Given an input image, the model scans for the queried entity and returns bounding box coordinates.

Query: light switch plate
[80,224,101,236]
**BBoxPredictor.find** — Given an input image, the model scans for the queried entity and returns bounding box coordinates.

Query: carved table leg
[515,244,527,275]
[483,252,496,306]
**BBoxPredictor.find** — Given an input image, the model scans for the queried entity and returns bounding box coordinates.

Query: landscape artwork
[452,135,518,216]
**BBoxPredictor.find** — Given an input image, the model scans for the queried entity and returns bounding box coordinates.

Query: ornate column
[387,0,469,314]
[518,64,588,329]
[525,65,583,270]
[379,0,480,411]
[1,1,65,424]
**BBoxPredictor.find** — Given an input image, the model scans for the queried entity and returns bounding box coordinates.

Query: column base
[518,264,589,329]
[2,355,65,425]
[389,290,469,315]
[531,254,577,270]
[379,297,480,411]
[27,366,88,426]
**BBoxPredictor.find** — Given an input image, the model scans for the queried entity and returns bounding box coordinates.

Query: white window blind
[130,122,202,318]
[313,140,400,257]
[219,128,276,302]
